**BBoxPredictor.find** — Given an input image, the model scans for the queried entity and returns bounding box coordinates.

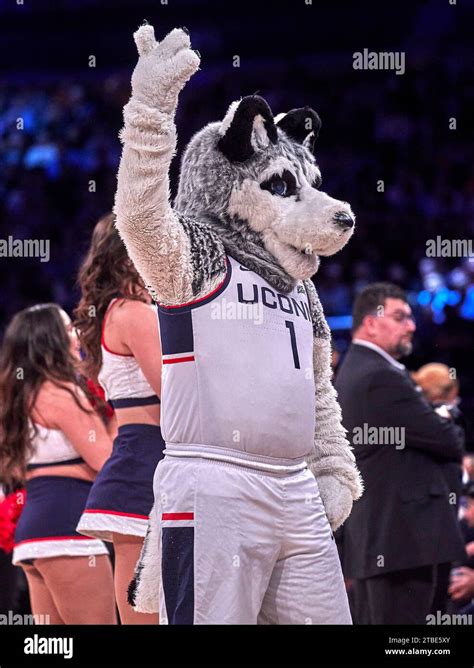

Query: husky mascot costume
[114,24,363,624]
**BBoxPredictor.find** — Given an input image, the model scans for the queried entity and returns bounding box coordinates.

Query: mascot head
[175,95,354,291]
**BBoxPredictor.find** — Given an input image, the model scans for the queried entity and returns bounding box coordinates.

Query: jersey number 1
[285,320,300,369]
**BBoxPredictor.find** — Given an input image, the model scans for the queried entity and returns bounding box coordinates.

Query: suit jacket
[335,343,466,579]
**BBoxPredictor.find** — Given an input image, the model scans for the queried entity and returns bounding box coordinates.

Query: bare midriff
[26,462,97,482]
[114,402,161,429]
[25,404,161,482]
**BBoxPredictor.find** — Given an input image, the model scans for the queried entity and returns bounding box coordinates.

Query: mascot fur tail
[127,502,161,614]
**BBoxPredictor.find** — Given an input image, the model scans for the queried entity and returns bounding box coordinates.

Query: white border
[76,511,148,542]
[12,537,108,565]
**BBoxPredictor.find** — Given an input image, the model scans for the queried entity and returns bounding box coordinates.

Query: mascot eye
[271,179,287,196]
[260,170,297,198]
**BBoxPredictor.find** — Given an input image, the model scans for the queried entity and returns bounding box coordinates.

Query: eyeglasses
[380,312,416,324]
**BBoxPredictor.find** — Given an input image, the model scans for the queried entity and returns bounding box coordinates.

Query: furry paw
[131,24,200,113]
[317,474,354,532]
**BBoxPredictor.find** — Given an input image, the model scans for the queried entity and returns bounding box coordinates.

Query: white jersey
[157,255,315,466]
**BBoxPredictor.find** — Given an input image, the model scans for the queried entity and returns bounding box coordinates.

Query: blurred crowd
[1,38,473,416]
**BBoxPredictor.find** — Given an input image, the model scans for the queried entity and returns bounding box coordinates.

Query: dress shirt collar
[352,339,406,371]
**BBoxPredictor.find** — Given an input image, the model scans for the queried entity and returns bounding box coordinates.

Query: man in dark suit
[335,282,465,624]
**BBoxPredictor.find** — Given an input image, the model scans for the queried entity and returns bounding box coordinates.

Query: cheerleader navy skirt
[77,424,165,541]
[12,476,108,565]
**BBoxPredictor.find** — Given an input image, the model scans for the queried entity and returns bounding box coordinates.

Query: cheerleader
[74,213,163,624]
[0,304,116,624]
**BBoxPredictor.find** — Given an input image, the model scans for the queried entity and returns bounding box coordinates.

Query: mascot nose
[334,211,355,229]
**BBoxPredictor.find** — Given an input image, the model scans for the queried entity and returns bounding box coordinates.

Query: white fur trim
[250,114,270,150]
[273,112,287,124]
[218,99,241,136]
[219,102,270,151]
[130,503,161,613]
[303,131,315,150]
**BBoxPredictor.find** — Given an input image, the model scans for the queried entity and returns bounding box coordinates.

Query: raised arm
[114,25,222,305]
[303,279,363,531]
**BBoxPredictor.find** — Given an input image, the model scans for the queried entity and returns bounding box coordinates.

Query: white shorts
[131,454,352,625]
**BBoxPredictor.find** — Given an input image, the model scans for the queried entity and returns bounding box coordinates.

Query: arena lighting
[417,290,432,307]
[327,315,353,330]
[460,286,474,320]
[417,286,464,324]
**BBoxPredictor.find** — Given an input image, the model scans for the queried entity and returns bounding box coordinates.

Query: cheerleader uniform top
[27,423,84,469]
[98,298,160,410]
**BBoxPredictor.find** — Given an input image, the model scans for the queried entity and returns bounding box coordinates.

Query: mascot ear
[217,95,278,162]
[276,107,321,153]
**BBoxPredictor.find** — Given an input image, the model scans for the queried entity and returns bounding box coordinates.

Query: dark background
[0,0,473,436]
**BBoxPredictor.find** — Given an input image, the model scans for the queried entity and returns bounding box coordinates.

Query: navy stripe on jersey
[158,308,194,356]
[161,526,195,624]
[157,257,232,357]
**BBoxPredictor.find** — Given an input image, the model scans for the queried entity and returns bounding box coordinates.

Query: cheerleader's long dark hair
[73,213,147,381]
[0,304,93,485]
